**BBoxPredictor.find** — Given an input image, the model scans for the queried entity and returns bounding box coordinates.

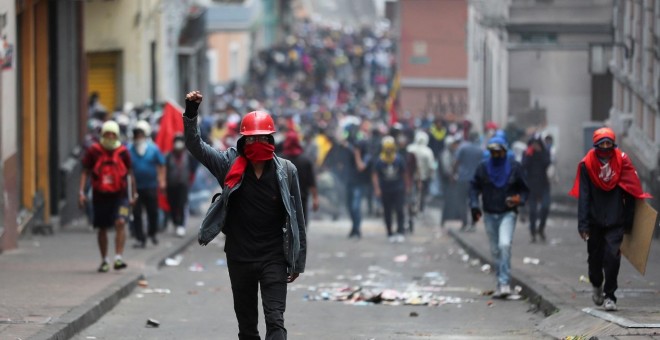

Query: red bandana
[569,148,651,199]
[224,143,275,189]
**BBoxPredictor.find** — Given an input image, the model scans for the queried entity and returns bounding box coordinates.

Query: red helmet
[240,111,276,136]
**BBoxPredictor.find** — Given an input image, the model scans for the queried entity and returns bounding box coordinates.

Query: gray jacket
[183,116,306,273]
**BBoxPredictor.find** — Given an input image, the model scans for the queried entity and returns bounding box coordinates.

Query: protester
[439,136,461,228]
[184,91,306,339]
[372,136,409,243]
[470,136,529,297]
[129,120,166,248]
[569,127,651,311]
[165,134,196,237]
[407,131,435,214]
[522,137,552,243]
[79,121,136,272]
[343,124,371,239]
[396,134,418,234]
[281,130,319,226]
[454,132,485,231]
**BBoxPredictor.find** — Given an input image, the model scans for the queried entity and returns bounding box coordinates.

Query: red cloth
[569,149,651,199]
[224,143,276,189]
[155,101,184,154]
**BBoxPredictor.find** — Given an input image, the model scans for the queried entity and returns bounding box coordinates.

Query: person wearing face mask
[79,121,137,273]
[469,136,529,298]
[165,134,197,237]
[183,91,306,340]
[128,120,166,248]
[569,127,651,311]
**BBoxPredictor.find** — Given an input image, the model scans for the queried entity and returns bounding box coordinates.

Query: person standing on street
[184,91,306,340]
[281,130,319,227]
[406,130,435,214]
[470,136,529,297]
[454,132,485,231]
[569,127,651,311]
[372,136,409,243]
[129,120,166,248]
[522,137,552,243]
[165,133,196,237]
[79,121,136,272]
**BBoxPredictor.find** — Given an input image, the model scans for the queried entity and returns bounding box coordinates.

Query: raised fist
[186,91,203,103]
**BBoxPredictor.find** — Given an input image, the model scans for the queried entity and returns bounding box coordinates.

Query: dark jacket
[522,148,551,192]
[469,159,529,214]
[577,163,635,233]
[183,115,306,274]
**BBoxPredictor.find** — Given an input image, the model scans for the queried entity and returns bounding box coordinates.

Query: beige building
[609,0,660,203]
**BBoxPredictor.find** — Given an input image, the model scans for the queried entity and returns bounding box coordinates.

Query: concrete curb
[448,228,565,317]
[31,233,198,340]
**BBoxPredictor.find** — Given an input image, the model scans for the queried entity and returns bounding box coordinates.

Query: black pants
[133,188,159,242]
[166,183,188,227]
[381,191,405,236]
[227,259,288,340]
[527,189,550,234]
[588,226,625,301]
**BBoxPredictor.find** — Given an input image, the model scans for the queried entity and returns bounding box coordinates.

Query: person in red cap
[569,127,651,311]
[183,90,306,340]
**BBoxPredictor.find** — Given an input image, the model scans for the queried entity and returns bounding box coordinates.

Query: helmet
[134,120,152,137]
[240,111,276,136]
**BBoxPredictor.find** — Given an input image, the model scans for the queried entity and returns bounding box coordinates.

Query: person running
[184,91,306,340]
[470,136,529,297]
[79,121,136,272]
[569,127,651,311]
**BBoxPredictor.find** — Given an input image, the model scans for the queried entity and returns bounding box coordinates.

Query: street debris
[188,263,205,272]
[146,318,160,328]
[196,281,205,287]
[579,275,590,284]
[523,257,541,265]
[138,280,149,288]
[216,259,227,266]
[393,254,408,263]
[409,311,419,317]
[141,288,171,294]
[480,264,492,273]
[165,254,183,267]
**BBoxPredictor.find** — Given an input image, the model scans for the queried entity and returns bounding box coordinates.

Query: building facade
[609,0,660,207]
[468,0,615,194]
[398,0,469,119]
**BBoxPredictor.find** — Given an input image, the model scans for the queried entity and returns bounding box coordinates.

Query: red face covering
[244,142,275,161]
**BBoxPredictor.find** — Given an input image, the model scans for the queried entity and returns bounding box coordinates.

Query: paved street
[71,215,549,340]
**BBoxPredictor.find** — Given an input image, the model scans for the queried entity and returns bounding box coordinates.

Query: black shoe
[538,230,546,242]
[113,259,127,270]
[98,261,110,273]
[150,236,159,246]
[133,241,146,249]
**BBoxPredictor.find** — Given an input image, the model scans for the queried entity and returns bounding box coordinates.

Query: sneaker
[98,261,110,273]
[592,286,604,306]
[494,284,511,298]
[113,259,127,270]
[175,226,186,237]
[603,298,617,311]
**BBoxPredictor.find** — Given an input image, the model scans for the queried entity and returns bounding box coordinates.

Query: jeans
[528,190,550,234]
[346,184,365,236]
[133,188,159,243]
[227,259,288,340]
[484,211,517,286]
[381,190,405,236]
[588,226,624,302]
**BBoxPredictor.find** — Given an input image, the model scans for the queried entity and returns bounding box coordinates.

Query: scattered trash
[480,264,491,273]
[135,294,144,299]
[423,272,442,278]
[409,311,419,317]
[138,280,149,288]
[188,290,198,295]
[196,281,205,287]
[481,290,495,296]
[216,259,227,266]
[523,257,541,265]
[514,286,523,294]
[393,254,408,263]
[146,318,160,328]
[335,252,347,258]
[550,238,562,246]
[86,337,97,339]
[461,254,470,263]
[506,294,523,300]
[188,263,205,272]
[579,275,590,284]
[165,255,183,267]
[487,300,494,307]
[469,259,480,267]
[142,288,171,294]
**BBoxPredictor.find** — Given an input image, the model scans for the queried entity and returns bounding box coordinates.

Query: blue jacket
[183,116,306,273]
[469,159,529,214]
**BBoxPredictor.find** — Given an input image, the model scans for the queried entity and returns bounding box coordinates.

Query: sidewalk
[0,217,198,340]
[449,212,660,339]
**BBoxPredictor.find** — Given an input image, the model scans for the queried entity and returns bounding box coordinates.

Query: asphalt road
[71,214,550,340]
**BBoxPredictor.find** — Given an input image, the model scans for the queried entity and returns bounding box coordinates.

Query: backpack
[92,144,128,193]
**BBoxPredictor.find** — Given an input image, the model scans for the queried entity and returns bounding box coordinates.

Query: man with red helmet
[184,90,306,340]
[569,127,651,311]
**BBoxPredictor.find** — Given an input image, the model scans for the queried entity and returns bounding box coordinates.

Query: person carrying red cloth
[569,127,651,311]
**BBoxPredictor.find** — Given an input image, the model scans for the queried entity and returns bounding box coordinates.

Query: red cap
[592,127,616,145]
